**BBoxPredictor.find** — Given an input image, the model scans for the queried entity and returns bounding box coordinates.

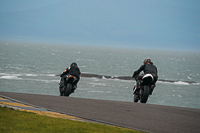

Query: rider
[132,59,158,95]
[59,62,81,95]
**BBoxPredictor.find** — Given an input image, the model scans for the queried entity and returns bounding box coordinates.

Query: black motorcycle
[133,74,155,103]
[59,74,78,96]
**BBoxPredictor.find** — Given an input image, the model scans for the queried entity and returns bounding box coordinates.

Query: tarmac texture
[0,96,83,121]
[0,91,200,133]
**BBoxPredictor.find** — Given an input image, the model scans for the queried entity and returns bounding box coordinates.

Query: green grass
[0,106,144,133]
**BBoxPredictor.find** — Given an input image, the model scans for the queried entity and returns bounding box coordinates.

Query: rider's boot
[59,86,64,96]
[72,84,77,93]
[59,77,65,96]
[59,83,64,96]
[60,90,64,96]
[149,84,155,95]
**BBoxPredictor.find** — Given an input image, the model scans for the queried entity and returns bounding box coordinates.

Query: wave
[88,91,111,93]
[89,82,107,86]
[0,73,59,83]
[0,75,21,80]
[80,73,199,85]
[0,73,54,77]
[158,79,199,85]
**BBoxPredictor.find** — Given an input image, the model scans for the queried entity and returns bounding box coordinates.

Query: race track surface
[0,91,200,133]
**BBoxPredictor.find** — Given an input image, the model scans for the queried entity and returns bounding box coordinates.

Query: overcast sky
[0,0,200,51]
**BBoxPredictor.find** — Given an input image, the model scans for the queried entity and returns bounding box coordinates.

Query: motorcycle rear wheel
[64,83,72,96]
[140,85,149,103]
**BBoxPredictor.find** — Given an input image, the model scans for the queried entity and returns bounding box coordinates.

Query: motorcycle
[133,74,155,103]
[59,74,78,96]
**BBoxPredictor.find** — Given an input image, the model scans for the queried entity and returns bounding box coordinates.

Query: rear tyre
[140,85,149,103]
[64,83,72,96]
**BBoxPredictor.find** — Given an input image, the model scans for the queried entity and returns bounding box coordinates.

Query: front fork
[133,80,141,94]
[133,85,144,100]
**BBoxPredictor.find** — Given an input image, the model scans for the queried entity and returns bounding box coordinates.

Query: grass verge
[0,106,144,133]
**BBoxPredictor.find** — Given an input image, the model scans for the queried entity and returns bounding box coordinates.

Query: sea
[0,41,200,109]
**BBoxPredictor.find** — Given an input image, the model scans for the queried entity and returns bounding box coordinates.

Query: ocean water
[0,41,200,109]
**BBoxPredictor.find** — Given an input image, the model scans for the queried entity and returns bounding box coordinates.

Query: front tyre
[64,83,72,96]
[140,85,150,103]
[134,94,139,103]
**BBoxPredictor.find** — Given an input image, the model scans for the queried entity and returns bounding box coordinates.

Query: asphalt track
[0,91,200,133]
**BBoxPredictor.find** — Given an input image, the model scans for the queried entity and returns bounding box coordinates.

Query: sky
[0,0,200,51]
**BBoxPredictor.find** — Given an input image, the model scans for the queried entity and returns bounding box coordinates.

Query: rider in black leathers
[59,62,81,95]
[132,59,158,95]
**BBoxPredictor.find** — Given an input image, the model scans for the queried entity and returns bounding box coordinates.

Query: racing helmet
[70,62,77,67]
[143,59,151,64]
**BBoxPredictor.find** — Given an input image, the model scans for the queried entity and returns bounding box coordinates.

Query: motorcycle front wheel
[64,83,72,96]
[134,94,139,103]
[140,85,149,103]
